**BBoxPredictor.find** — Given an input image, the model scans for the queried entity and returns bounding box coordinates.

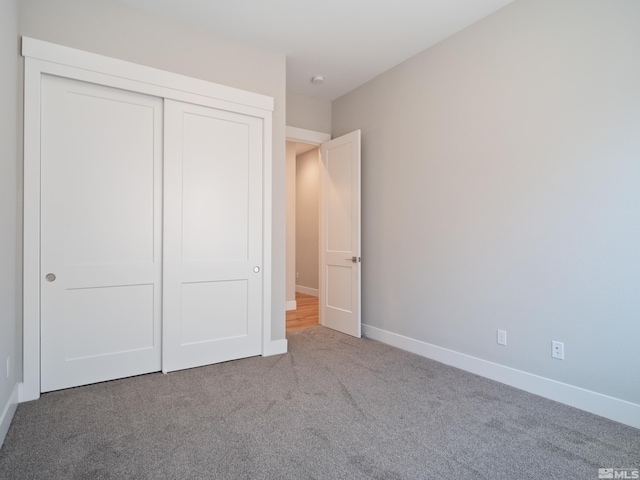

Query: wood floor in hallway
[286,292,319,331]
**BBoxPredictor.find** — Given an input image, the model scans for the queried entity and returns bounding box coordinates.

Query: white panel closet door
[40,75,163,392]
[163,99,263,372]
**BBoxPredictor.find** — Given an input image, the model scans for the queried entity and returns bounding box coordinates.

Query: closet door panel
[163,100,263,372]
[181,115,249,263]
[180,280,249,344]
[40,75,163,392]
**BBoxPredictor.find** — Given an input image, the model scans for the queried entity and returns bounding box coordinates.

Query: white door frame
[21,37,276,402]
[286,126,331,146]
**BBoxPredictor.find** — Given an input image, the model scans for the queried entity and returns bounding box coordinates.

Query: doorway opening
[285,126,361,337]
[286,140,320,332]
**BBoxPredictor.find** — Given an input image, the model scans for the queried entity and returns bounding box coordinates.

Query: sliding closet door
[163,100,263,372]
[40,75,163,392]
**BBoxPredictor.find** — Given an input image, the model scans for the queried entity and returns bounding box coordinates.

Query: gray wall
[332,0,640,404]
[0,0,20,443]
[295,149,320,291]
[287,91,332,134]
[19,0,288,341]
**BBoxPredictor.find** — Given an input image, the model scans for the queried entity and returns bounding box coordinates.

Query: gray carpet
[0,326,638,479]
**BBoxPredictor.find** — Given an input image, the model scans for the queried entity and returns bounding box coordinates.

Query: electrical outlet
[552,341,564,360]
[6,357,9,379]
[296,272,299,279]
[497,330,507,346]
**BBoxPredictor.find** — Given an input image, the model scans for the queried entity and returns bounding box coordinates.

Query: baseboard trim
[263,339,288,357]
[286,300,297,311]
[362,324,640,429]
[295,285,318,297]
[0,383,19,449]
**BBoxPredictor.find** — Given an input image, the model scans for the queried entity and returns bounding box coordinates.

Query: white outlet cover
[552,341,564,360]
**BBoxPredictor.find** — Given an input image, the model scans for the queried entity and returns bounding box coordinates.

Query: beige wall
[333,0,640,404]
[0,0,20,444]
[285,142,297,304]
[295,148,320,292]
[19,0,288,341]
[287,91,331,134]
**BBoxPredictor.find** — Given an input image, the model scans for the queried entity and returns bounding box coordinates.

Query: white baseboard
[0,383,19,449]
[362,324,640,429]
[263,339,288,356]
[295,285,318,297]
[286,300,297,311]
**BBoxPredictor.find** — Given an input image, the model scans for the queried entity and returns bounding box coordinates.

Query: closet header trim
[22,37,274,112]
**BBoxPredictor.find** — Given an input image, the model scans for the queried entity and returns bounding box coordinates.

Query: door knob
[45,273,56,282]
[345,256,360,263]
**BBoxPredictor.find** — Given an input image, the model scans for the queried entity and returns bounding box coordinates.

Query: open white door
[319,130,361,338]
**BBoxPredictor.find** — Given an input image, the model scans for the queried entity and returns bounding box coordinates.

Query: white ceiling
[116,0,515,101]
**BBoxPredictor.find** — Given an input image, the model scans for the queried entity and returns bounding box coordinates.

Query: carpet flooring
[0,326,638,479]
